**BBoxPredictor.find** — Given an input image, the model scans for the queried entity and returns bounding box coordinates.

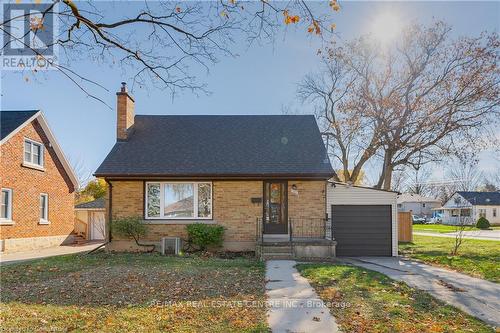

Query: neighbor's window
[40,194,49,223]
[478,209,487,218]
[493,208,497,218]
[460,209,471,217]
[1,188,13,221]
[24,139,44,167]
[146,182,212,219]
[422,203,426,208]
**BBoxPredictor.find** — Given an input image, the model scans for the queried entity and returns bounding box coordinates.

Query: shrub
[112,216,155,252]
[186,223,224,251]
[476,217,490,229]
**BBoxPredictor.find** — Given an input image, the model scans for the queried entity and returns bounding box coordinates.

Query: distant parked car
[412,215,426,224]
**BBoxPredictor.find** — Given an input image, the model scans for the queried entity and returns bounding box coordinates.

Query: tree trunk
[375,150,395,190]
[383,165,393,190]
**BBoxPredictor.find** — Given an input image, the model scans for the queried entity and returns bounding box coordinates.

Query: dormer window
[24,139,44,168]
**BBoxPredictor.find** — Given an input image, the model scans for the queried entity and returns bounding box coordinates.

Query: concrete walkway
[265,260,340,333]
[414,230,500,241]
[0,242,104,265]
[342,257,500,328]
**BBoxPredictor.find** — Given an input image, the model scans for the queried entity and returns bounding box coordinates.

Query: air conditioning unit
[161,237,182,255]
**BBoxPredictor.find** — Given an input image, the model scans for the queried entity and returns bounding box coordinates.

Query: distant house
[437,191,500,225]
[0,110,78,252]
[397,193,441,217]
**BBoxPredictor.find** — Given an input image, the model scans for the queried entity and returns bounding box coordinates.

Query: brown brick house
[95,84,335,256]
[0,110,78,252]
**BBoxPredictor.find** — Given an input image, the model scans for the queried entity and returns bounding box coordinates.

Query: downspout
[106,179,113,242]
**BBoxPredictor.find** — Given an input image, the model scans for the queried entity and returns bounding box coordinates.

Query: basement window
[145,182,212,219]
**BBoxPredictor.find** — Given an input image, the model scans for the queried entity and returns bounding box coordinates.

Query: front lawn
[399,235,500,283]
[0,253,268,332]
[297,263,493,333]
[413,224,500,233]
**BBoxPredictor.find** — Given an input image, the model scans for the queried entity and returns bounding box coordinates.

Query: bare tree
[1,0,340,103]
[447,157,483,192]
[297,55,383,183]
[406,167,432,196]
[300,21,499,188]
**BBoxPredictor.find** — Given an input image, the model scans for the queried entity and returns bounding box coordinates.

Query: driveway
[414,229,500,241]
[341,257,500,328]
[0,241,104,265]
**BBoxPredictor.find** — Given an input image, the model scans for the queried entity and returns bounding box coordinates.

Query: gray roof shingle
[1,110,39,140]
[95,115,333,178]
[457,191,500,206]
[75,197,105,209]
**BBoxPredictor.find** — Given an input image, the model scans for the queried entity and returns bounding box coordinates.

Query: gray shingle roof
[95,115,333,178]
[1,110,39,140]
[75,197,105,209]
[457,191,500,205]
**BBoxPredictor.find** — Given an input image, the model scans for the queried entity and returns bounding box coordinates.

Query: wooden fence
[398,212,412,242]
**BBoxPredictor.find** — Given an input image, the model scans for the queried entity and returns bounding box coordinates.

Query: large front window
[146,182,212,219]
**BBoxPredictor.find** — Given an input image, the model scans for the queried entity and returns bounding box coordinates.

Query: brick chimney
[116,82,135,141]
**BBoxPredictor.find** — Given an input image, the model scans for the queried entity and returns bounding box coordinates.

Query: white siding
[326,183,398,256]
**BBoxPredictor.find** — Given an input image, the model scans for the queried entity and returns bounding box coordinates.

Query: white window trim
[39,193,50,224]
[23,138,45,169]
[0,188,14,224]
[145,181,213,220]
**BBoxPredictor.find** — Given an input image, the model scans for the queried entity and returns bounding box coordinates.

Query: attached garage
[327,182,398,256]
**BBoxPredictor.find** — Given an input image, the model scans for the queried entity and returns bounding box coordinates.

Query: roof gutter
[93,173,335,180]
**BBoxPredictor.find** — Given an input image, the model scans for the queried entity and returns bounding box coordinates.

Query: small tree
[112,216,155,252]
[451,216,470,256]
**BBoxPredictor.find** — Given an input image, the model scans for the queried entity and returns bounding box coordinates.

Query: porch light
[291,184,298,195]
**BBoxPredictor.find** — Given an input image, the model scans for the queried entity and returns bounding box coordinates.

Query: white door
[90,212,105,240]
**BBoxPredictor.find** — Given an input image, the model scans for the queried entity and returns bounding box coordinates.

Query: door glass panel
[263,182,287,234]
[269,183,281,224]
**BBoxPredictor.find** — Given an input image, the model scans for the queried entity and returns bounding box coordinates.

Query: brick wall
[107,180,326,251]
[0,119,75,243]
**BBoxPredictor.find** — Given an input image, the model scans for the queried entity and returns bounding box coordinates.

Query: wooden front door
[263,181,288,234]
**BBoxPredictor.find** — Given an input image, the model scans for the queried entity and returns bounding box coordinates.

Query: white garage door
[90,212,105,240]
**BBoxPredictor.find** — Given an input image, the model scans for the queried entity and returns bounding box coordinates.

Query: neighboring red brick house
[0,110,78,252]
[95,84,336,258]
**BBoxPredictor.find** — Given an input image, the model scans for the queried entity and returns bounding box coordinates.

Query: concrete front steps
[257,239,337,260]
[259,242,293,260]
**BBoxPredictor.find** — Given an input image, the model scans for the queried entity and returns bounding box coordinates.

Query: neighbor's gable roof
[75,197,105,210]
[95,115,333,178]
[397,193,441,203]
[456,191,500,206]
[0,110,79,188]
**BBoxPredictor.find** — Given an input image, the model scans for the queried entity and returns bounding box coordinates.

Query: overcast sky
[1,1,499,185]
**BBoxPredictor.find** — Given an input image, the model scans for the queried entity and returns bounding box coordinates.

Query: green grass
[0,252,269,332]
[296,263,494,333]
[413,224,500,233]
[399,235,500,282]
